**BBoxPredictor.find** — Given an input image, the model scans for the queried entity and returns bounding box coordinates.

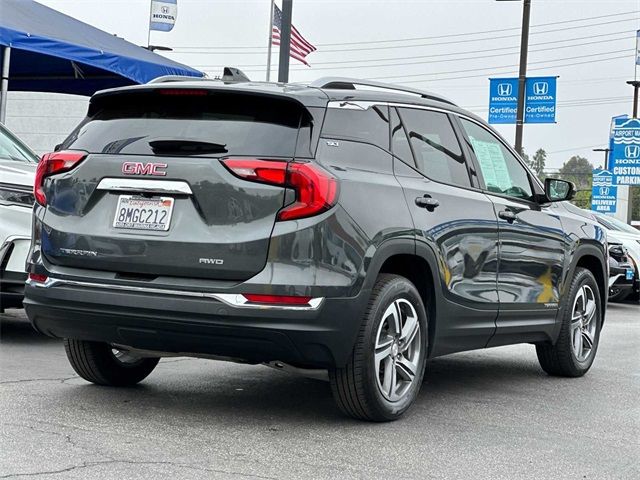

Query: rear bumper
[23,279,370,368]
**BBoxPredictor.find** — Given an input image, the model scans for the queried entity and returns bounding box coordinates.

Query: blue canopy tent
[0,0,204,122]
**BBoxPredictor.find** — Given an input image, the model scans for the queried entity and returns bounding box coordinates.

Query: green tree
[531,148,547,179]
[558,155,593,190]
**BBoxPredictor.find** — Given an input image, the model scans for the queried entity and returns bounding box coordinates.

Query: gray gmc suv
[24,77,608,421]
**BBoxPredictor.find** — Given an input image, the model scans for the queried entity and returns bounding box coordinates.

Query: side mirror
[544,178,576,202]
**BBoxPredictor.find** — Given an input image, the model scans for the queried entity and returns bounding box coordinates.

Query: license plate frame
[113,195,175,232]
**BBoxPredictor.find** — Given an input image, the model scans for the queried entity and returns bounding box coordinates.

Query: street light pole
[593,148,611,170]
[626,80,639,118]
[514,0,532,155]
[277,0,293,83]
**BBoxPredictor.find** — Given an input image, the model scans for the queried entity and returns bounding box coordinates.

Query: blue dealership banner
[524,76,557,124]
[610,117,640,186]
[488,76,557,124]
[591,169,617,213]
[488,78,519,124]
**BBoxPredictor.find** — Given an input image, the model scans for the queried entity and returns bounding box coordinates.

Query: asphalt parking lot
[1,304,638,480]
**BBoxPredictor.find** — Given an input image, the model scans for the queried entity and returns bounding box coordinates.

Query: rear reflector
[242,294,313,305]
[34,150,87,206]
[221,158,338,221]
[28,273,48,283]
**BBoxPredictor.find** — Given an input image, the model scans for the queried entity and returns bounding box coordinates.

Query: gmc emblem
[121,162,167,176]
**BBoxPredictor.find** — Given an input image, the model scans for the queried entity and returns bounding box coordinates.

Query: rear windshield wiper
[149,140,228,155]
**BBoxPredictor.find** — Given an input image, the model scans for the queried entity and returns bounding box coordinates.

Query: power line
[469,99,630,113]
[362,53,630,85]
[463,96,630,110]
[201,53,633,82]
[172,11,639,51]
[364,49,633,81]
[311,10,640,47]
[547,145,608,154]
[284,36,634,71]
[189,30,635,70]
[174,17,639,54]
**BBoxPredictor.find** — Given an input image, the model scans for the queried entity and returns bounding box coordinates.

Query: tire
[64,339,160,386]
[329,274,428,421]
[536,267,602,377]
[608,285,629,303]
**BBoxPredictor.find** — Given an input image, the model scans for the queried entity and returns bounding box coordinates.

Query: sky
[40,0,640,170]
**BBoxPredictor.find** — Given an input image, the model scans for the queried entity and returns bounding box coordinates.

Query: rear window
[61,91,308,157]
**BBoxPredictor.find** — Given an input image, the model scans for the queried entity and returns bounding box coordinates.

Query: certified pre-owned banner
[488,78,519,124]
[524,76,557,124]
[488,76,557,124]
[150,0,177,32]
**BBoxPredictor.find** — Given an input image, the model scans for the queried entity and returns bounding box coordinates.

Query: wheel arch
[566,244,608,325]
[363,240,441,357]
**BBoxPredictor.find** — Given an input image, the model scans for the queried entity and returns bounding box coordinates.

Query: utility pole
[514,0,532,155]
[277,0,293,83]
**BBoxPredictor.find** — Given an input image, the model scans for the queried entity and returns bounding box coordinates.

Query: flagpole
[147,0,153,48]
[266,0,275,81]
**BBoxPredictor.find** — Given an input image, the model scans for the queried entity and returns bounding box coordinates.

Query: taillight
[34,150,87,206]
[243,294,313,305]
[221,158,338,221]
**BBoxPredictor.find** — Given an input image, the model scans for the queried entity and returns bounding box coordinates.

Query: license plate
[113,195,174,231]
[626,269,634,281]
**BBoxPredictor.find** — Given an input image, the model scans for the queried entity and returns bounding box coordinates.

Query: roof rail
[147,75,208,84]
[310,77,456,106]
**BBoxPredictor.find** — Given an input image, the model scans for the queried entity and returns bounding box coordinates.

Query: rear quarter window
[321,105,390,151]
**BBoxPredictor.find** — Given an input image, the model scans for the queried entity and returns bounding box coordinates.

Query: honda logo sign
[533,82,549,96]
[625,145,640,159]
[497,83,512,96]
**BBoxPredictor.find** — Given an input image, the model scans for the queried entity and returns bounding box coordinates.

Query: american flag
[272,4,316,66]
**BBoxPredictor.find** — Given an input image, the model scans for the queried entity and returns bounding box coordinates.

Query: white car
[0,123,38,311]
[591,211,640,302]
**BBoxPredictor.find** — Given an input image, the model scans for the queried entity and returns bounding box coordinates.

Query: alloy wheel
[570,285,597,362]
[111,348,145,366]
[374,298,422,402]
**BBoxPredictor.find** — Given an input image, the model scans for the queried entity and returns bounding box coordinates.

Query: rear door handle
[415,195,440,211]
[498,210,517,223]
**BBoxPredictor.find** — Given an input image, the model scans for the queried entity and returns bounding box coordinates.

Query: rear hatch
[39,88,315,280]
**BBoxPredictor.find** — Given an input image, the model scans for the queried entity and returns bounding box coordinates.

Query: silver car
[0,123,38,310]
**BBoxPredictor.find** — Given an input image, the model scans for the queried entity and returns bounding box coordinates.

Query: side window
[459,118,533,201]
[390,108,414,166]
[321,105,390,151]
[398,108,471,188]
